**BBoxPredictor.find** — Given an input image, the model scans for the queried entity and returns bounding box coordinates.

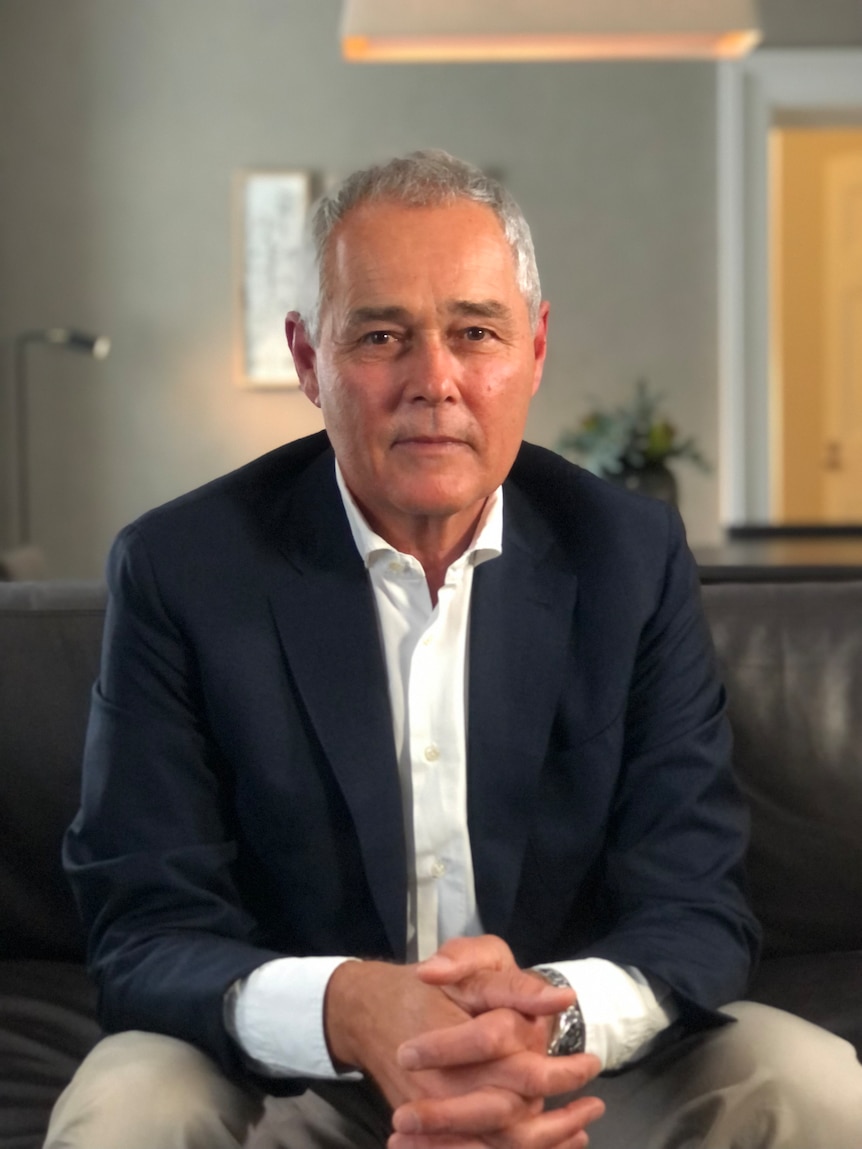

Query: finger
[388,1130,591,1149]
[388,1133,486,1149]
[398,1010,594,1076]
[393,1086,541,1137]
[391,1094,605,1146]
[438,968,574,1018]
[416,936,516,982]
[387,1116,595,1149]
[489,1096,605,1149]
[399,1010,531,1069]
[396,1050,601,1115]
[479,1052,602,1100]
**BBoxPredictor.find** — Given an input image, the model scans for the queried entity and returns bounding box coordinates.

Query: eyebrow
[346,300,514,326]
[347,306,413,326]
[450,299,514,322]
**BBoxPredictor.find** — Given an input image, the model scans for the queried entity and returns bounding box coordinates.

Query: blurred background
[1,0,860,578]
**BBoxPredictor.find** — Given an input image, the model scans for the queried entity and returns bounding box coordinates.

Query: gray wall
[760,0,862,48]
[0,0,857,576]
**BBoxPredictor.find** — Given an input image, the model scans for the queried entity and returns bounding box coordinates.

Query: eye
[361,330,394,345]
[462,326,496,342]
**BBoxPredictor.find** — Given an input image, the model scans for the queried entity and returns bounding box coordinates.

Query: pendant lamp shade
[341,0,762,62]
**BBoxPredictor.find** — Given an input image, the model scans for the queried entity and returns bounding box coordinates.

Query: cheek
[319,382,388,463]
[318,370,361,421]
[469,367,534,422]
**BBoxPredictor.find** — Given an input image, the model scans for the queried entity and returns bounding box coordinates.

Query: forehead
[321,199,523,317]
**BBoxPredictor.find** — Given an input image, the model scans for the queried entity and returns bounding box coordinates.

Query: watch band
[533,966,587,1056]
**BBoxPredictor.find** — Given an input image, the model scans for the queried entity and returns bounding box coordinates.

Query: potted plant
[557,380,709,505]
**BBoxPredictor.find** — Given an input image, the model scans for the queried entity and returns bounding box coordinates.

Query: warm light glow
[713,31,762,59]
[343,30,761,61]
[340,0,763,63]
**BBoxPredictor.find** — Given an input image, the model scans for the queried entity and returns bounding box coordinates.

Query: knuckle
[518,1053,548,1095]
[477,1011,514,1056]
[491,1124,538,1149]
[499,1009,521,1043]
[494,1052,544,1097]
[497,1089,528,1125]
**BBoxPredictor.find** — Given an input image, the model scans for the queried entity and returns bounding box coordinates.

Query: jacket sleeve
[64,523,300,1091]
[578,504,761,1028]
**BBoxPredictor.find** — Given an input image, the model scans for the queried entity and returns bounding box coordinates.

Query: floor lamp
[1,328,110,580]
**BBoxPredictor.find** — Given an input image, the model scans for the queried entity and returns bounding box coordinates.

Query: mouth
[394,435,470,449]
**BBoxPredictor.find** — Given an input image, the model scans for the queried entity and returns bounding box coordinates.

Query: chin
[397,488,486,520]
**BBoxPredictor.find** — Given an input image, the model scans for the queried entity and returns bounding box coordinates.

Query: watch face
[533,967,586,1056]
[552,1004,586,1056]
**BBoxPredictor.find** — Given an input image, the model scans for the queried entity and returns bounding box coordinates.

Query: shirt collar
[334,459,504,570]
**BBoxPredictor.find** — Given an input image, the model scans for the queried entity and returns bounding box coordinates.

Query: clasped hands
[325,935,604,1149]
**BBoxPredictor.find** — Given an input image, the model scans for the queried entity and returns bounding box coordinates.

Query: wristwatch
[533,966,586,1056]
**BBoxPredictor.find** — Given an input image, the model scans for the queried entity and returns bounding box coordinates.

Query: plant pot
[602,462,678,506]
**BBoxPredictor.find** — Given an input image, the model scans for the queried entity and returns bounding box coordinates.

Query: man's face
[289,198,549,547]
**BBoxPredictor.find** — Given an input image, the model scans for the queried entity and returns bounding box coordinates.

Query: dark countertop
[694,538,862,582]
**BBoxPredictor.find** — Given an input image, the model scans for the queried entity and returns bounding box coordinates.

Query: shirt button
[424,744,440,762]
[422,634,433,646]
[430,859,446,879]
[387,560,403,574]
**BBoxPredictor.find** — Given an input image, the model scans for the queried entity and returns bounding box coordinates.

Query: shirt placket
[408,569,465,961]
[408,607,441,961]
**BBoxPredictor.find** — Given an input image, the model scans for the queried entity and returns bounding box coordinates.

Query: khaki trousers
[44,1003,862,1149]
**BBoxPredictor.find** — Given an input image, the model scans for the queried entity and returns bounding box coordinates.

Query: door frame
[717,49,862,524]
[823,150,862,520]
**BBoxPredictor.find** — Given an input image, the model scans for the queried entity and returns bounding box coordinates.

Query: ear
[530,301,550,397]
[285,311,321,407]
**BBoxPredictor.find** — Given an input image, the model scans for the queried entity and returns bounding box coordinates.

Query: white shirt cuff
[227,956,362,1079]
[543,958,678,1071]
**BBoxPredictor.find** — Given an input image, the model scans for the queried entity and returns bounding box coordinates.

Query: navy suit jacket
[66,431,759,1090]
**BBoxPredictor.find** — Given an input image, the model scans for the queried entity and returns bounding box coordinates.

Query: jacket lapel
[261,450,407,960]
[468,481,578,938]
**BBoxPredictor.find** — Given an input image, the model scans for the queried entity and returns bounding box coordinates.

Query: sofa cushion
[702,581,862,957]
[0,960,100,1149]
[0,583,105,963]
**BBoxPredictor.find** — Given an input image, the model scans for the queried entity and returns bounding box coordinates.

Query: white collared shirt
[337,462,502,963]
[229,461,675,1077]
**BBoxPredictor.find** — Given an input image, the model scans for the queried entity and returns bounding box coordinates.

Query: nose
[403,336,460,404]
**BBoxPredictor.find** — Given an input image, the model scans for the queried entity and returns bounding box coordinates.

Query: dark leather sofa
[1,577,861,1148]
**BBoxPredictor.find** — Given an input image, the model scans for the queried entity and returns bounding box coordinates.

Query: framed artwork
[234,169,311,387]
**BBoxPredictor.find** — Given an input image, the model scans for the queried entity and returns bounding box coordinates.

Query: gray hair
[297,149,542,343]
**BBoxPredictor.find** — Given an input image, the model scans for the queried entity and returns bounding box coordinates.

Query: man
[47,151,862,1149]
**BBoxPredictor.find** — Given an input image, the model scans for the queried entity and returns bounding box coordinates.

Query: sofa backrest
[1,578,860,964]
[702,580,862,958]
[0,581,105,961]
